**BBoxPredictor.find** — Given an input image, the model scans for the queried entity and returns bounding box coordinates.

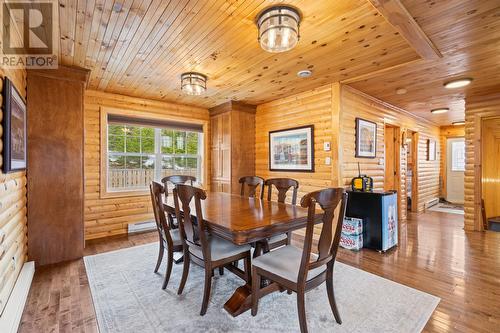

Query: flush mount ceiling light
[430,108,449,114]
[297,69,312,78]
[452,121,465,126]
[444,78,473,89]
[256,5,301,53]
[181,72,207,96]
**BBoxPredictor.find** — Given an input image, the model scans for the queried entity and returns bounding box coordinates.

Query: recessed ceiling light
[396,88,407,95]
[297,69,312,78]
[444,78,473,89]
[430,108,449,114]
[452,121,465,126]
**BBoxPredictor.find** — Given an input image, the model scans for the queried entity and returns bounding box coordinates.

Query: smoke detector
[297,70,312,78]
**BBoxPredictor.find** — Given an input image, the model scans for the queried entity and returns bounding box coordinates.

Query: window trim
[100,107,208,199]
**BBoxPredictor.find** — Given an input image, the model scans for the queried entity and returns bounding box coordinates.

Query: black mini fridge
[346,190,398,252]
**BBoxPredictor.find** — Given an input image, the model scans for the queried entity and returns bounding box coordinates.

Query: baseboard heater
[128,220,156,234]
[425,198,439,209]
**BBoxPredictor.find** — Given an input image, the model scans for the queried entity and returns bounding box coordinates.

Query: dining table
[163,191,322,317]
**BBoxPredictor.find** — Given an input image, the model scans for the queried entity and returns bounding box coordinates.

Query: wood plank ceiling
[57,0,500,125]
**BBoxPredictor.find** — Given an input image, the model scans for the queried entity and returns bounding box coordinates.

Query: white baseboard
[0,261,35,333]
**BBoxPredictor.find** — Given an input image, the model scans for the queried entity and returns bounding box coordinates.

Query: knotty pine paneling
[464,94,500,231]
[340,86,441,216]
[255,85,336,201]
[439,125,465,198]
[84,90,209,240]
[0,70,27,314]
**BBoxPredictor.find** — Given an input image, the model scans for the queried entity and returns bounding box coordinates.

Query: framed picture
[355,118,377,158]
[427,139,436,161]
[269,125,314,172]
[2,77,27,173]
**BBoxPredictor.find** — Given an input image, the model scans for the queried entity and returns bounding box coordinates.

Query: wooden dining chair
[161,175,197,226]
[173,184,252,316]
[149,181,184,289]
[251,188,348,333]
[239,176,264,198]
[263,178,299,250]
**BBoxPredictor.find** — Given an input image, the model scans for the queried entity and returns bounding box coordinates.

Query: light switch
[324,142,331,151]
[325,157,331,165]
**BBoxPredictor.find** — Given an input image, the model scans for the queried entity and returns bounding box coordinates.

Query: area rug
[84,243,439,333]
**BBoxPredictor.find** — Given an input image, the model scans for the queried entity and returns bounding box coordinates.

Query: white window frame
[100,107,208,199]
[451,140,465,172]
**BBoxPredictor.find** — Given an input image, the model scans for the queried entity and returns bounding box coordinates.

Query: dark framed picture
[2,77,27,173]
[427,139,436,161]
[269,125,314,172]
[355,118,377,158]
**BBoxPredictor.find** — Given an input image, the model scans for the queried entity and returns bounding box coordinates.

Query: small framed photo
[269,125,314,172]
[427,139,436,161]
[355,118,377,158]
[2,77,27,173]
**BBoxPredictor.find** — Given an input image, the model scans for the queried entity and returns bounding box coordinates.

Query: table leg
[223,240,278,316]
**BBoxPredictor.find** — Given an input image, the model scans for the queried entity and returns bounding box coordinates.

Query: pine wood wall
[255,85,337,202]
[0,67,27,313]
[340,86,441,216]
[464,93,500,231]
[439,125,465,199]
[84,90,209,240]
[255,83,442,225]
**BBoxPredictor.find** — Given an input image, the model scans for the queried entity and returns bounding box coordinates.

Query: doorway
[406,130,418,212]
[482,117,500,221]
[446,137,465,204]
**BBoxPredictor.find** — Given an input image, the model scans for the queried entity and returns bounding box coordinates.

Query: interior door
[482,118,500,219]
[446,137,465,204]
[385,126,396,191]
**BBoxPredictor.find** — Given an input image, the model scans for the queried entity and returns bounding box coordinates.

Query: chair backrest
[239,176,264,198]
[264,178,299,205]
[161,175,196,198]
[298,188,347,282]
[172,184,211,261]
[150,181,175,246]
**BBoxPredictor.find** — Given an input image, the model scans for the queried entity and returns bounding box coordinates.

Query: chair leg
[251,266,261,316]
[297,290,308,333]
[326,270,342,324]
[218,267,224,275]
[244,253,252,283]
[154,242,164,273]
[177,251,190,295]
[200,267,213,316]
[253,242,262,259]
[162,248,174,289]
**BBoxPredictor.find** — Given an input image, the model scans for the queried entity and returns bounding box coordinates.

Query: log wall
[464,94,500,231]
[0,68,27,313]
[84,90,209,239]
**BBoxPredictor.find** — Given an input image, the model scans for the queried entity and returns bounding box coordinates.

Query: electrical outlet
[325,157,331,165]
[324,142,331,151]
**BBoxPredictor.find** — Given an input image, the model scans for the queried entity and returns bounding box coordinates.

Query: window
[107,123,203,192]
[451,140,465,171]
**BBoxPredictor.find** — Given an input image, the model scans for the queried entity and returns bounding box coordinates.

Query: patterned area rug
[84,243,439,333]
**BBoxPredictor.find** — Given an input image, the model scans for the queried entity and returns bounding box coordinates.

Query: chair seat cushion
[189,236,251,261]
[268,233,288,245]
[252,245,326,283]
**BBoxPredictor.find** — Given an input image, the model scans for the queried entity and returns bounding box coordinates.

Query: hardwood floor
[19,212,500,332]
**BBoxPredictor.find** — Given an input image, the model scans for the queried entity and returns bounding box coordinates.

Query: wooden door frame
[441,134,464,200]
[406,130,419,213]
[384,124,401,219]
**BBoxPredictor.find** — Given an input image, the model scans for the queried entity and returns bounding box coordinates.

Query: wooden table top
[164,192,319,245]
